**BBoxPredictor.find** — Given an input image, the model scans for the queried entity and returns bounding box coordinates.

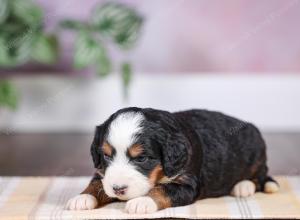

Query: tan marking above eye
[102,142,113,156]
[128,144,144,158]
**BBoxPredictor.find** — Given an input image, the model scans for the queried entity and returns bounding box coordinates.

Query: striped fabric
[0,176,300,219]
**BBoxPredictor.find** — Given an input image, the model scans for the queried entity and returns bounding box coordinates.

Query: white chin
[116,195,130,200]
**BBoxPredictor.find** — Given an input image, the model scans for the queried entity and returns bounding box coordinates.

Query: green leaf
[0,0,58,69]
[0,37,14,66]
[96,53,111,77]
[91,2,143,47]
[10,0,43,26]
[10,29,35,66]
[91,2,120,34]
[0,0,9,24]
[73,32,105,69]
[113,14,143,48]
[121,62,132,97]
[0,80,18,110]
[59,19,88,31]
[31,34,59,64]
[0,22,27,33]
[0,30,35,67]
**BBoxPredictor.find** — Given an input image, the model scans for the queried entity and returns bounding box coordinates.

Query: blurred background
[0,0,300,176]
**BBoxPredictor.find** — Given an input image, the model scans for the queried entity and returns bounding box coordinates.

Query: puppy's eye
[103,154,112,161]
[133,156,148,163]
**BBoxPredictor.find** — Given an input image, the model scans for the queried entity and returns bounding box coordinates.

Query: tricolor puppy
[66,107,279,213]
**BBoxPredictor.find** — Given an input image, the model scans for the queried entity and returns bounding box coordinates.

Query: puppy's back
[173,109,268,198]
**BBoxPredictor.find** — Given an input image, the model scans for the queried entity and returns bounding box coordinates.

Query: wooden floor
[0,132,299,176]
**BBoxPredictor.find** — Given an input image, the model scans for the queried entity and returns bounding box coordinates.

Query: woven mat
[0,176,300,219]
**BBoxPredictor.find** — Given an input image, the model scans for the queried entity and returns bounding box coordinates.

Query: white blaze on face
[102,112,152,200]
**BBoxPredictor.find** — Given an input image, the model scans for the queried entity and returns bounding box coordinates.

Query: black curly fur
[90,107,277,208]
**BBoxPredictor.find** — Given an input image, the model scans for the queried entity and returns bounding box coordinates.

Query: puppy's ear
[144,109,189,177]
[161,131,189,177]
[90,124,106,168]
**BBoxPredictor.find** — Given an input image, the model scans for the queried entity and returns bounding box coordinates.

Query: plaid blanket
[0,176,299,219]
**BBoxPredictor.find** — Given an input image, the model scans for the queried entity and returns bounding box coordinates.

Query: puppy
[66,107,279,214]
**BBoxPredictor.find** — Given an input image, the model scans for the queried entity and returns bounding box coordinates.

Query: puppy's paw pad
[231,180,255,197]
[125,196,158,214]
[66,194,98,210]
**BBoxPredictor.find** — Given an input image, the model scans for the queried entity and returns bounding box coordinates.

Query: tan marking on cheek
[128,144,144,158]
[102,142,112,156]
[81,177,115,207]
[148,165,164,186]
[147,186,171,210]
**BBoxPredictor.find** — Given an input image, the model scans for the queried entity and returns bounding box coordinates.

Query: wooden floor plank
[0,133,299,176]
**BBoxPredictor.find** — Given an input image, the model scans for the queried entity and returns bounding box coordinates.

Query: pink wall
[38,0,300,73]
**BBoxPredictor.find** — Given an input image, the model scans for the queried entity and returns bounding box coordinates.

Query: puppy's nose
[112,184,128,195]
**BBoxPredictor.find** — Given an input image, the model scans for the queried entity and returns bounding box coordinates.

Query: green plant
[60,2,143,94]
[0,80,18,110]
[0,1,142,111]
[0,0,59,67]
[0,0,59,110]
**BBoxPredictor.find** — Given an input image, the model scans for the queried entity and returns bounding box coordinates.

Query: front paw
[66,194,98,210]
[125,196,158,214]
[231,180,255,197]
